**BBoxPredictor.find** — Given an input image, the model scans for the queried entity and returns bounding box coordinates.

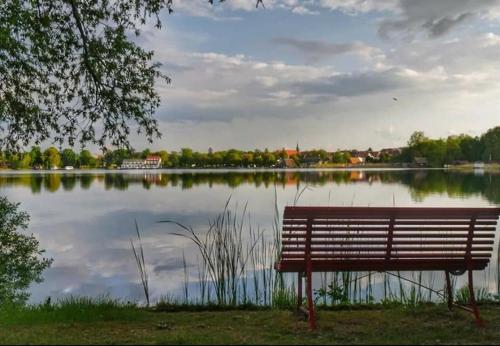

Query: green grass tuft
[0,296,142,326]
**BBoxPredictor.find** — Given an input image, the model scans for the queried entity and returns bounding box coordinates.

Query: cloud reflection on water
[0,169,498,303]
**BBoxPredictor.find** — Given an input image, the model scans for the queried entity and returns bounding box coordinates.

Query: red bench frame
[274,206,500,329]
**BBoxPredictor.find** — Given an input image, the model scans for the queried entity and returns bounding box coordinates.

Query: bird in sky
[393,97,398,102]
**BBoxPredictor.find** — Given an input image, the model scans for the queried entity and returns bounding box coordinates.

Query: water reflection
[1,169,499,204]
[0,169,498,304]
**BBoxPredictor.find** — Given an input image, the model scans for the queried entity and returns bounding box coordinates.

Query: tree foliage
[79,149,97,167]
[0,0,172,150]
[43,147,61,169]
[403,127,500,167]
[61,148,78,167]
[0,197,52,304]
[482,126,500,161]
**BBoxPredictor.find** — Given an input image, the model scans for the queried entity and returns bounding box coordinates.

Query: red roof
[146,155,161,161]
[283,149,299,157]
[350,157,364,164]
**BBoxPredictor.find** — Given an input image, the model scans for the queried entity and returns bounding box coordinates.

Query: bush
[0,197,52,304]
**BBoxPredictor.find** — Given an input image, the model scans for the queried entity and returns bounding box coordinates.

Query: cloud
[150,28,500,126]
[291,6,320,15]
[169,0,319,18]
[272,37,383,62]
[378,0,500,38]
[228,0,321,15]
[317,0,399,14]
[423,12,472,37]
[154,258,194,274]
[385,32,500,75]
[170,0,220,18]
[166,0,243,20]
[314,0,500,38]
[162,0,500,40]
[152,50,351,122]
[291,68,417,99]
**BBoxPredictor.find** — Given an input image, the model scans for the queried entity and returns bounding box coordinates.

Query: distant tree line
[400,126,500,167]
[1,126,498,170]
[0,147,99,170]
[0,146,352,169]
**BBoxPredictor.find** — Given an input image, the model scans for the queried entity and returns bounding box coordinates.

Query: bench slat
[281,253,491,259]
[282,233,495,239]
[282,240,494,246]
[283,246,493,251]
[283,219,499,226]
[283,226,497,232]
[276,259,490,272]
[284,206,500,219]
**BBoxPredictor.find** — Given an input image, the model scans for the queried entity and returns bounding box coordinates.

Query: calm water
[1,169,499,303]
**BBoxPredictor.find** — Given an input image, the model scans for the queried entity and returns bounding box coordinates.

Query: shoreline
[0,163,499,174]
[445,163,500,172]
[0,166,444,174]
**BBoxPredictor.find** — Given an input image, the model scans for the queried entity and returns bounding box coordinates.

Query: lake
[1,168,499,304]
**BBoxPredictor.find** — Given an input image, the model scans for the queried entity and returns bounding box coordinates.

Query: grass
[2,300,500,344]
[0,297,142,326]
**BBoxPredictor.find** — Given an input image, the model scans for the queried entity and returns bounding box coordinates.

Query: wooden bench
[274,206,500,329]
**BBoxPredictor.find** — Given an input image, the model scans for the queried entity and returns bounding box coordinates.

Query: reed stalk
[130,220,149,307]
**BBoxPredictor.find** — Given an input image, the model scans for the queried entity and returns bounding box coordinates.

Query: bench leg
[306,268,316,330]
[297,272,303,310]
[468,269,483,327]
[445,271,453,311]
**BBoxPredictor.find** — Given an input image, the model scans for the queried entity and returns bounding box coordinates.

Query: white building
[120,159,145,169]
[120,155,162,169]
[144,155,162,169]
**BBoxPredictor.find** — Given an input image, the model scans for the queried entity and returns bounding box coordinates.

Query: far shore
[0,162,498,173]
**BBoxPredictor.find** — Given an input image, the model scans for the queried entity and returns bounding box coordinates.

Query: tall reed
[182,250,189,304]
[163,198,265,306]
[130,220,149,307]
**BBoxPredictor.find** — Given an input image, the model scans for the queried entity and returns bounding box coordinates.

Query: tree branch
[68,0,102,91]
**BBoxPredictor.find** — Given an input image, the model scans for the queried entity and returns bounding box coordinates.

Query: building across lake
[120,155,162,169]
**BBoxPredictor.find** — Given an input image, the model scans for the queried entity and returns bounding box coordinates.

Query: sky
[132,0,500,152]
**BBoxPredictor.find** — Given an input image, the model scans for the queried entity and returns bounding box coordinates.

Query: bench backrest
[281,207,500,262]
